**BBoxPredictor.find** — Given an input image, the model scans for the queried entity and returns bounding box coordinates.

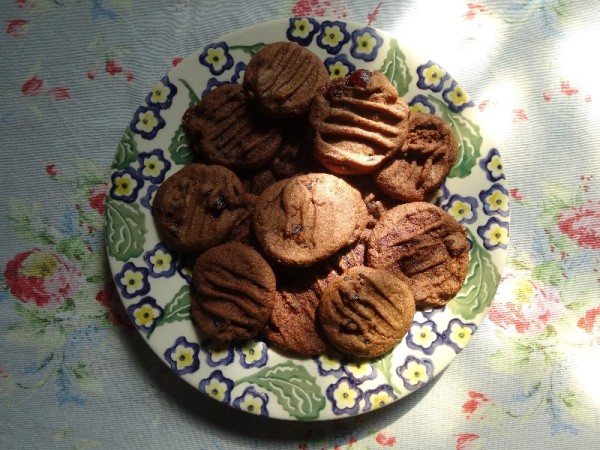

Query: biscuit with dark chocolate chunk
[152,164,256,254]
[318,266,415,358]
[191,242,276,343]
[252,173,368,267]
[182,83,283,171]
[373,112,458,202]
[309,70,410,174]
[244,41,329,118]
[367,202,470,307]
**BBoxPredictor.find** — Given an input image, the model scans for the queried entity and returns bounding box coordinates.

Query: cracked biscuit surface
[367,202,470,307]
[253,173,368,267]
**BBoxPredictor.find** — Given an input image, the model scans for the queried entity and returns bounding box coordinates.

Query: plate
[105,18,509,421]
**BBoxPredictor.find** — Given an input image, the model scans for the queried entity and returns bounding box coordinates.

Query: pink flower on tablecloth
[557,200,600,250]
[172,57,183,67]
[561,81,578,96]
[489,272,565,335]
[95,281,133,329]
[292,0,348,19]
[4,249,83,308]
[577,305,600,340]
[6,19,29,37]
[89,183,107,216]
[45,164,60,177]
[462,391,494,420]
[455,433,480,450]
[47,87,70,101]
[375,431,396,447]
[106,59,123,75]
[21,76,43,96]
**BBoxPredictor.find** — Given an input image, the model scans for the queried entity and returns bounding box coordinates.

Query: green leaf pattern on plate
[168,125,193,165]
[111,128,138,170]
[148,285,191,337]
[379,38,413,97]
[236,362,326,420]
[105,197,146,261]
[449,230,502,320]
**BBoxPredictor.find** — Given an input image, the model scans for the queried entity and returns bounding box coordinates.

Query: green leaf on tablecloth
[169,125,193,165]
[112,128,138,170]
[236,361,326,420]
[2,199,60,246]
[448,230,501,320]
[148,285,191,337]
[229,43,265,57]
[105,197,146,261]
[179,79,201,106]
[379,38,412,97]
[57,236,89,261]
[429,96,482,178]
[530,260,563,286]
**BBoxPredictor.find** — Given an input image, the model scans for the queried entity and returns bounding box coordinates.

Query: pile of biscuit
[152,42,470,358]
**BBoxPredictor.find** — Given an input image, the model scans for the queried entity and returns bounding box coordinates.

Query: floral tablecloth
[1,1,599,449]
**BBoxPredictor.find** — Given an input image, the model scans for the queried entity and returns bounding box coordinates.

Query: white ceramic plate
[106,18,509,421]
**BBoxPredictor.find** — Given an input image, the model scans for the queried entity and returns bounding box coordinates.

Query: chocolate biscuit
[367,202,470,307]
[253,173,368,267]
[310,70,410,174]
[264,266,329,356]
[152,164,256,254]
[318,266,415,358]
[191,242,276,343]
[244,41,329,118]
[182,83,282,171]
[373,112,458,202]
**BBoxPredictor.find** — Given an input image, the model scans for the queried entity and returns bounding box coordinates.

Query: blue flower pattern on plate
[145,75,178,110]
[408,94,436,114]
[202,340,235,367]
[478,216,510,250]
[406,320,443,355]
[199,370,234,404]
[137,149,171,184]
[110,167,143,203]
[363,385,398,412]
[480,148,505,182]
[443,318,478,353]
[143,243,177,278]
[129,105,165,140]
[442,79,474,113]
[286,17,320,46]
[397,356,434,391]
[233,386,269,417]
[416,60,450,92]
[236,340,268,368]
[126,297,163,333]
[324,54,356,79]
[442,194,479,225]
[479,183,510,217]
[326,377,363,415]
[317,20,350,54]
[199,42,234,76]
[350,27,383,62]
[114,262,150,299]
[164,336,200,375]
